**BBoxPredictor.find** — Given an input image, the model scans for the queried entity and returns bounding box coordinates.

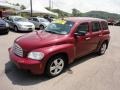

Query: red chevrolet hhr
[9,17,110,77]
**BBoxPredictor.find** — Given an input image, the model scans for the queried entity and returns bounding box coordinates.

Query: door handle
[85,37,91,40]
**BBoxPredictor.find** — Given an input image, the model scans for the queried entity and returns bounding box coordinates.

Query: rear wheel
[98,42,107,55]
[5,30,9,34]
[45,55,65,77]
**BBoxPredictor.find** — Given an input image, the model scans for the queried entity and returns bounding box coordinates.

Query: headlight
[19,25,26,28]
[31,24,35,28]
[28,52,44,60]
[6,23,9,27]
[18,24,25,28]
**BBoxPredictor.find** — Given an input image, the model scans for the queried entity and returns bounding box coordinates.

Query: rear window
[101,21,108,30]
[92,22,101,32]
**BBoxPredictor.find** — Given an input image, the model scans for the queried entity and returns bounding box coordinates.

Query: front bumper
[18,26,35,31]
[0,27,9,34]
[9,48,44,75]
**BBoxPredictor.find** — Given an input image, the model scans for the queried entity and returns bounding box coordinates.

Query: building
[0,1,19,17]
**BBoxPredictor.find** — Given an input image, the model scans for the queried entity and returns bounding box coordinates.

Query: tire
[5,31,9,34]
[0,31,8,35]
[0,29,9,35]
[14,26,18,32]
[97,42,107,55]
[39,25,44,30]
[45,55,65,77]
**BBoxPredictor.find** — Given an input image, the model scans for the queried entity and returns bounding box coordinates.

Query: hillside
[47,8,120,20]
[84,11,120,20]
[45,8,71,17]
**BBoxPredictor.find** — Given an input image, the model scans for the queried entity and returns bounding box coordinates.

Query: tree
[72,8,82,17]
[15,3,20,6]
[20,5,26,10]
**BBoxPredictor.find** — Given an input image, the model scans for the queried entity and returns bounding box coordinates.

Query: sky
[1,0,120,14]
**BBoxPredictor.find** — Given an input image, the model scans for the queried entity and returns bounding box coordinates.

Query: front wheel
[14,26,18,32]
[39,25,44,30]
[45,55,65,77]
[98,42,107,55]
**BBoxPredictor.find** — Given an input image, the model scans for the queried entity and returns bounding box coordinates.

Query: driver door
[8,18,15,29]
[5,17,14,29]
[75,22,93,58]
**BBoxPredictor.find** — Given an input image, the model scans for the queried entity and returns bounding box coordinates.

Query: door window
[92,22,101,32]
[9,18,13,22]
[76,23,89,34]
[33,18,39,22]
[4,17,9,21]
[28,18,33,20]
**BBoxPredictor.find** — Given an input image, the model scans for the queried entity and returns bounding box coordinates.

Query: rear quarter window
[101,21,108,30]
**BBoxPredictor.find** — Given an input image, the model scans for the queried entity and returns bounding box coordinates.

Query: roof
[30,17,48,21]
[66,17,107,23]
[32,17,45,19]
[0,1,19,10]
[20,2,58,16]
[9,16,22,18]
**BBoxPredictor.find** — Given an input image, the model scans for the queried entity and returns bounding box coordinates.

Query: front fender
[34,44,76,64]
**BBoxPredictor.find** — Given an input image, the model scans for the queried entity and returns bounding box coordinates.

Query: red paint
[9,17,110,75]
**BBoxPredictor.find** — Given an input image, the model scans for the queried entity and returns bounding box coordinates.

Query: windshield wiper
[45,30,60,34]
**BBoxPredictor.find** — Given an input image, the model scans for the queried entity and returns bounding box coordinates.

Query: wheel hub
[101,43,107,54]
[50,58,64,75]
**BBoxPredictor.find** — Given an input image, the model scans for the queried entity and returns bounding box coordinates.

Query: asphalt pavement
[0,26,120,90]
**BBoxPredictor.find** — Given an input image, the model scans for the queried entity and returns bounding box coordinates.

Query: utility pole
[49,0,51,10]
[51,0,53,9]
[30,0,33,17]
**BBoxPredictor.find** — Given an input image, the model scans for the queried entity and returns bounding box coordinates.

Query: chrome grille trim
[26,25,32,27]
[13,43,23,57]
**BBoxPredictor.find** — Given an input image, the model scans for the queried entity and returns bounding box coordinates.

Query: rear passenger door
[4,17,12,28]
[32,18,40,28]
[9,18,15,29]
[91,21,102,50]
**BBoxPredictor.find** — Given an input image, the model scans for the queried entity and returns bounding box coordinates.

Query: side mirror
[74,31,86,36]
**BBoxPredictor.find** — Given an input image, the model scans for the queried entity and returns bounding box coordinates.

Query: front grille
[26,25,32,27]
[0,25,5,28]
[13,43,23,57]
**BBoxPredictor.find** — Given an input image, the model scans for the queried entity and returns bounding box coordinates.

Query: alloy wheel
[50,58,64,76]
[100,43,107,54]
[14,26,18,32]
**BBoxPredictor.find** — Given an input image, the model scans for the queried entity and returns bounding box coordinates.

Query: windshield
[39,18,49,22]
[45,20,74,35]
[14,17,28,22]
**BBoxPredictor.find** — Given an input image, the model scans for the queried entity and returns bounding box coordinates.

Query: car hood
[16,21,34,26]
[15,31,70,52]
